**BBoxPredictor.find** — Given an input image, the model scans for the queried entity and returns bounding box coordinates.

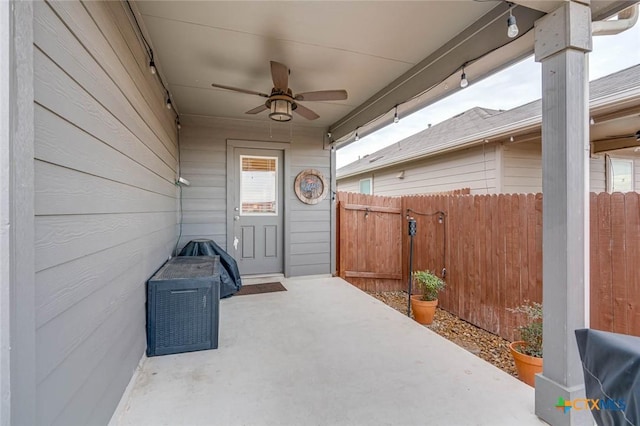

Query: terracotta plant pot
[509,341,543,387]
[410,295,438,325]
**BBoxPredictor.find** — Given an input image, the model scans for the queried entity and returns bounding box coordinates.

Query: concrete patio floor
[111,276,547,426]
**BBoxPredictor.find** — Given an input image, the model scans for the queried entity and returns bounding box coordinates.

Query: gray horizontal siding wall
[336,177,361,193]
[34,1,177,425]
[502,140,542,194]
[590,155,607,193]
[337,144,497,195]
[179,116,330,277]
[503,140,609,194]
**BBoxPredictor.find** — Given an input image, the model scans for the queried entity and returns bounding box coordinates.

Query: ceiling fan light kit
[211,61,347,122]
[268,98,293,122]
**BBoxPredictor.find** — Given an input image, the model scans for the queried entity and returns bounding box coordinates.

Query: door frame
[226,139,291,277]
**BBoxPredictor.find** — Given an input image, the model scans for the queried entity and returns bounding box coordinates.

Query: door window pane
[240,156,277,215]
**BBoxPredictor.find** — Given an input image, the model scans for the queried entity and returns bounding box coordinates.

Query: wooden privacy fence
[336,191,640,341]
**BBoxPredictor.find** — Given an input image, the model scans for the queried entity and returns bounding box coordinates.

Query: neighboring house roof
[337,63,640,179]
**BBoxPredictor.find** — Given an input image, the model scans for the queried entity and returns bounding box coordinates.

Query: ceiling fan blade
[295,90,348,102]
[270,61,289,91]
[245,104,268,115]
[293,103,320,120]
[211,83,269,98]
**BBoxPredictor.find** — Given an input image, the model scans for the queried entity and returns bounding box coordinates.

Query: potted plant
[410,270,446,325]
[508,301,543,387]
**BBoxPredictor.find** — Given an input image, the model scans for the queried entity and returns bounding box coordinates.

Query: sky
[337,20,640,169]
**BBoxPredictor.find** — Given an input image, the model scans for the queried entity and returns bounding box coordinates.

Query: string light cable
[341,5,529,144]
[125,0,153,59]
[124,0,183,256]
[124,0,177,115]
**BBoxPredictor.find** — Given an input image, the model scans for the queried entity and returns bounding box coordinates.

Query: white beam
[534,2,593,425]
[511,1,567,14]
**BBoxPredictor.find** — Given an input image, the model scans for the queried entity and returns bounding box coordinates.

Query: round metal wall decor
[294,169,328,205]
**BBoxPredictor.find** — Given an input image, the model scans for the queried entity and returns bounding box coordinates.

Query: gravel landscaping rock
[367,290,517,378]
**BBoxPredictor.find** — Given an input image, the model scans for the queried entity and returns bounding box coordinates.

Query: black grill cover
[575,329,640,426]
[179,239,242,298]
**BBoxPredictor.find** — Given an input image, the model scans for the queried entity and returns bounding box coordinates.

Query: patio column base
[535,374,592,425]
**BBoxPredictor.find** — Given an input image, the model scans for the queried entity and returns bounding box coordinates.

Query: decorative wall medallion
[294,169,328,205]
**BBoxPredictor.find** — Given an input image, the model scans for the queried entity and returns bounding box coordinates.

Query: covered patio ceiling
[135,1,633,146]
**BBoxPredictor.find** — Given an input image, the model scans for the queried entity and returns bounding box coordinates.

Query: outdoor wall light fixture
[460,67,469,88]
[268,99,293,122]
[507,5,519,38]
[590,117,596,125]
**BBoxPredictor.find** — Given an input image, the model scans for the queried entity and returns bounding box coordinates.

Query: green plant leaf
[412,270,446,301]
[508,301,543,358]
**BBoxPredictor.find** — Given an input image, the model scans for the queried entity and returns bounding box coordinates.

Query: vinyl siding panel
[33,2,177,425]
[336,177,360,193]
[179,116,330,277]
[590,155,607,193]
[502,140,542,194]
[338,145,497,195]
[502,140,609,194]
[340,141,619,197]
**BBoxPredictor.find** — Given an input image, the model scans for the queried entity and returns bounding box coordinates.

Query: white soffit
[135,0,634,137]
[136,0,498,127]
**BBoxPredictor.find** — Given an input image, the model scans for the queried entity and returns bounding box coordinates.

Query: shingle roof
[337,63,640,178]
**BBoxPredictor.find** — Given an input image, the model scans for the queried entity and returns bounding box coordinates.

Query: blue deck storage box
[146,256,220,356]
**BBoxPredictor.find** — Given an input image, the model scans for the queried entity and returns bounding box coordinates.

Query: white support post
[533,2,592,425]
[0,1,11,423]
[1,2,36,425]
